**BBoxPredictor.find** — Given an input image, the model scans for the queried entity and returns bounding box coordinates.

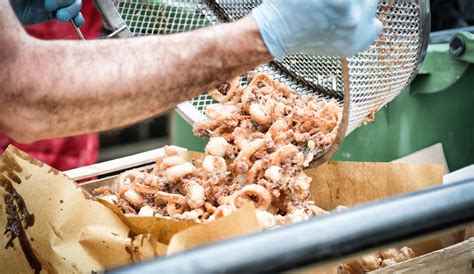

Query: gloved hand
[252,0,383,59]
[10,0,84,26]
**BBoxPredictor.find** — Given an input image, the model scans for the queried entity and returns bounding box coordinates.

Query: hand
[252,0,383,59]
[10,0,84,26]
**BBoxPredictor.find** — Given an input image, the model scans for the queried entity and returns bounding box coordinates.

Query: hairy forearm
[1,12,271,142]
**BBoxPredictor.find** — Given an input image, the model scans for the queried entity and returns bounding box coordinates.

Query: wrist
[251,7,288,60]
[233,16,273,63]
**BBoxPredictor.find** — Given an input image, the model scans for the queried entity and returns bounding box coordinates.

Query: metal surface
[109,179,474,273]
[450,32,474,63]
[345,0,429,133]
[70,19,85,40]
[95,0,430,164]
[430,26,474,44]
[333,41,474,171]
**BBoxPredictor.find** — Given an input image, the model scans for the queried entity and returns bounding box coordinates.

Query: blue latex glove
[10,0,84,26]
[253,0,383,59]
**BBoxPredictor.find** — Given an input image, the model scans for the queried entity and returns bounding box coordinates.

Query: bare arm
[0,1,272,143]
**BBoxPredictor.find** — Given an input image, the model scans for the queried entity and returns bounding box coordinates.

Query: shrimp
[256,210,276,229]
[240,85,259,112]
[112,170,143,195]
[123,189,144,209]
[154,191,186,205]
[205,137,233,158]
[204,202,217,214]
[217,195,234,206]
[118,170,142,184]
[247,160,265,184]
[165,162,196,183]
[265,119,292,145]
[166,203,186,216]
[289,173,312,201]
[229,86,245,104]
[303,201,329,217]
[270,144,299,166]
[153,157,165,175]
[164,146,180,157]
[235,138,265,167]
[208,77,240,103]
[138,205,155,217]
[210,204,235,220]
[154,192,188,216]
[284,208,311,223]
[232,173,247,186]
[249,103,272,126]
[117,199,137,215]
[205,104,242,122]
[174,208,205,221]
[233,184,272,211]
[192,119,217,137]
[184,180,205,209]
[162,156,187,169]
[250,73,274,88]
[294,132,310,143]
[202,156,227,174]
[132,173,162,195]
[264,166,282,183]
[211,126,236,142]
[91,186,112,197]
[232,126,254,151]
[273,81,294,97]
[380,247,415,265]
[272,102,287,120]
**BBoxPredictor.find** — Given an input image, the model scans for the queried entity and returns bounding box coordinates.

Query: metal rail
[430,26,474,44]
[109,179,474,273]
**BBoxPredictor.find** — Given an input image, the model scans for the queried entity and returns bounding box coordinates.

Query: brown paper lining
[0,146,132,273]
[98,199,197,245]
[167,203,261,255]
[1,146,445,272]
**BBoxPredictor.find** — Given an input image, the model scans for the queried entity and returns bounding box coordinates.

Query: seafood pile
[342,247,415,273]
[93,73,342,227]
[92,73,414,271]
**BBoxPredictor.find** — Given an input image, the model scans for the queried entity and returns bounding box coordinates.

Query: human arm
[0,1,272,143]
[1,0,382,143]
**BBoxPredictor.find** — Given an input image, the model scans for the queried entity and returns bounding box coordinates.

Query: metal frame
[109,179,474,273]
[430,26,474,44]
[94,0,133,38]
[414,0,432,77]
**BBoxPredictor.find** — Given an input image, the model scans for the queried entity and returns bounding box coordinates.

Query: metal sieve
[94,0,431,166]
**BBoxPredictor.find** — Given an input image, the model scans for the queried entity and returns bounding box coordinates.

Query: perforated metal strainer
[94,0,430,166]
